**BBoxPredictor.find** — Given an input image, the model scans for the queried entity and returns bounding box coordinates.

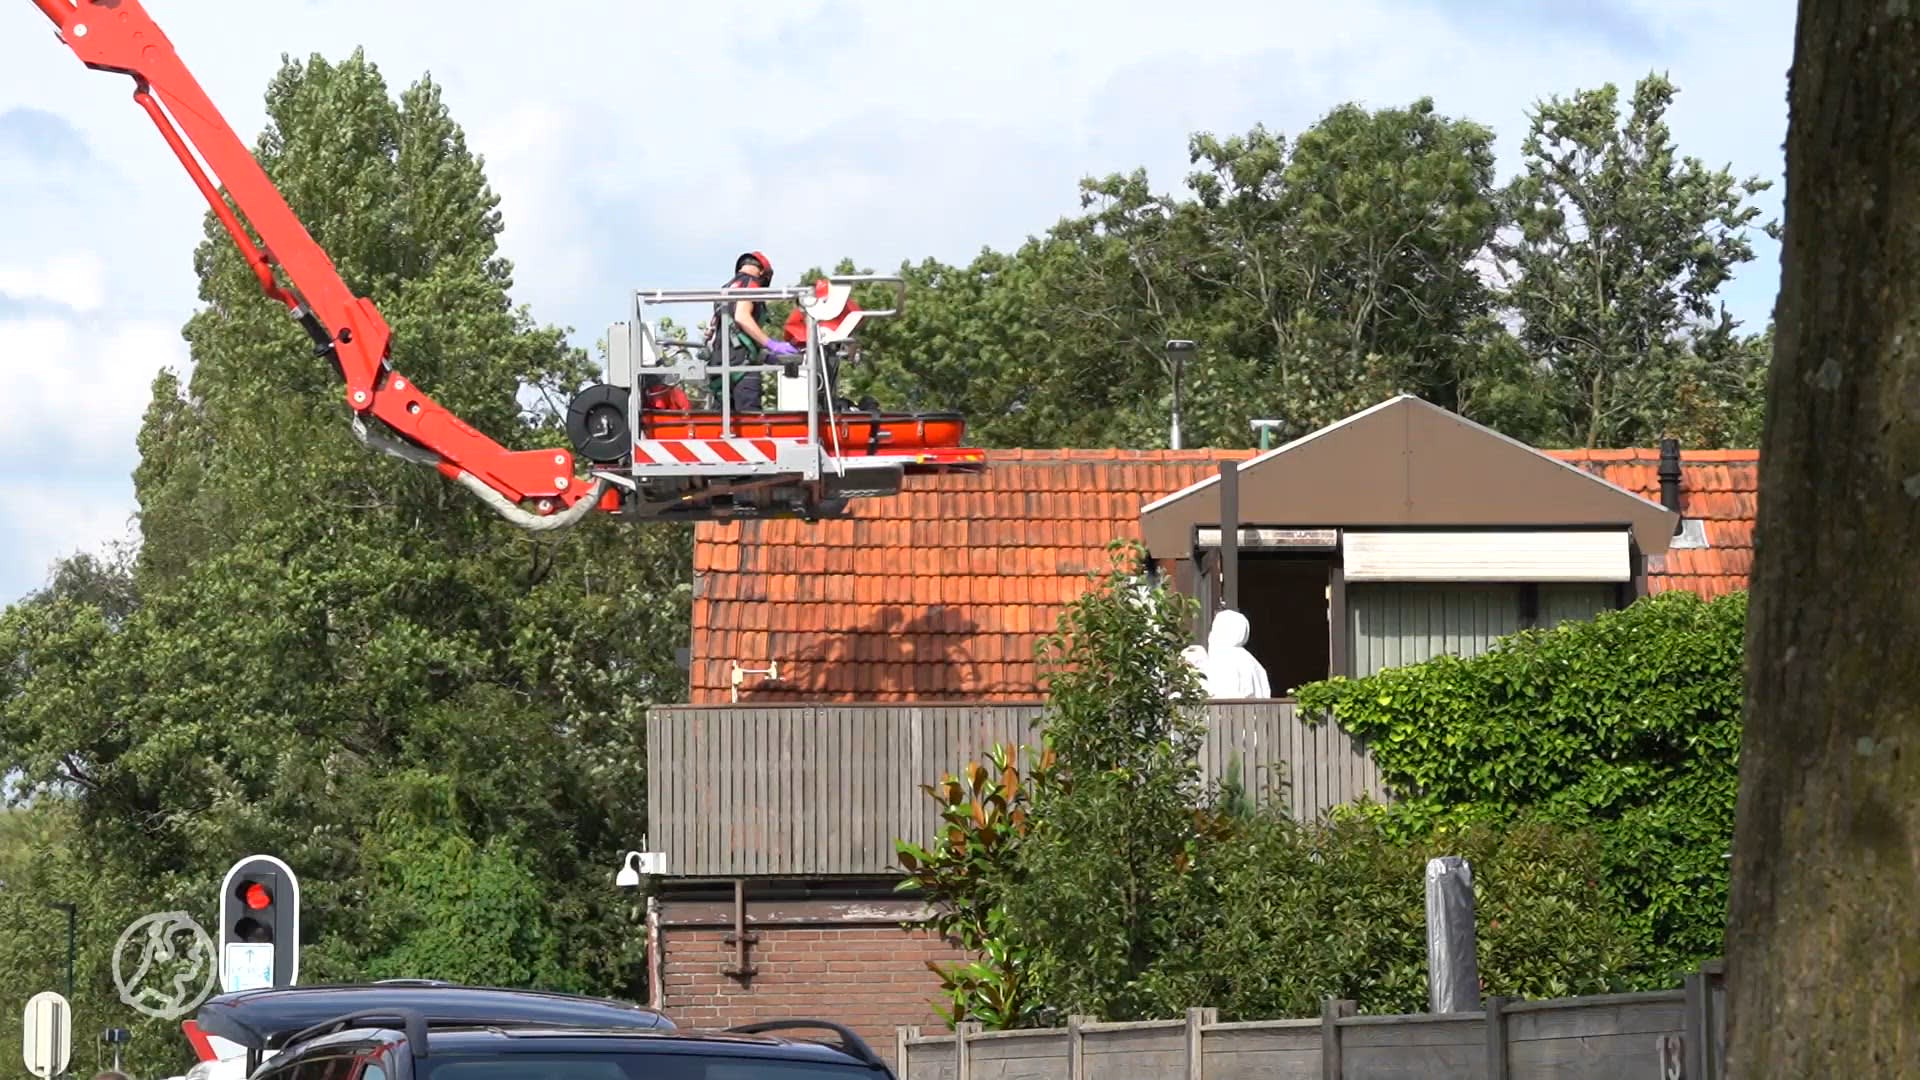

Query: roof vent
[1658,437,1683,514]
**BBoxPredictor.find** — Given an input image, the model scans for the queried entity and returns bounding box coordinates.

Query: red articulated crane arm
[30,0,611,529]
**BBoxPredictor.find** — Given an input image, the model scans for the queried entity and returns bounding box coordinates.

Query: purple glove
[764,340,799,356]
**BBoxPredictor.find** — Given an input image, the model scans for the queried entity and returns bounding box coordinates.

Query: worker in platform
[707,250,798,413]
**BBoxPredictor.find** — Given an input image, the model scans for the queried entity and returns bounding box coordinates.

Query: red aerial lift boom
[28,0,983,527]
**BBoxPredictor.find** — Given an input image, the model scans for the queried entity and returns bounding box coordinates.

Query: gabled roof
[1139,395,1680,557]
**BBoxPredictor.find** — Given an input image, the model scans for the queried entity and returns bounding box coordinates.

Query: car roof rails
[196,983,674,1050]
[281,1010,432,1059]
[724,1020,888,1071]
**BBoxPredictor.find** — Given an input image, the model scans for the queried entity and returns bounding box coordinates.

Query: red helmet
[735,250,772,283]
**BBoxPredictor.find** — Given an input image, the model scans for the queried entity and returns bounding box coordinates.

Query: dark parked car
[191,982,892,1080]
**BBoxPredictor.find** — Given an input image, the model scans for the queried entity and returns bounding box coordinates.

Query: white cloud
[0,476,139,599]
[0,314,188,463]
[0,311,185,600]
[0,250,107,312]
[0,0,1797,602]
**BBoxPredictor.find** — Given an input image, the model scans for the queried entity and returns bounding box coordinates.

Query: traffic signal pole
[218,856,300,992]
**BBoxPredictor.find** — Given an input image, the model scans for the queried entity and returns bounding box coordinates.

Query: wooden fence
[895,959,1725,1080]
[646,699,1388,878]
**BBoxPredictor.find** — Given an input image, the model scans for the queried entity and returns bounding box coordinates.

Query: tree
[0,51,689,1061]
[1495,74,1775,448]
[1722,3,1920,1074]
[826,105,1530,452]
[841,249,1063,449]
[1183,103,1509,432]
[996,541,1212,1020]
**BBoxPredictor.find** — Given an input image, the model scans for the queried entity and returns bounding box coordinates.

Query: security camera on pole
[218,855,299,993]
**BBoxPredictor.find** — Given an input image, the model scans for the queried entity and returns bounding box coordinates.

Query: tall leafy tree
[836,250,1063,449]
[1039,170,1214,448]
[1181,102,1523,438]
[997,542,1212,1020]
[829,84,1771,454]
[1494,73,1776,448]
[849,101,1534,450]
[0,51,689,1061]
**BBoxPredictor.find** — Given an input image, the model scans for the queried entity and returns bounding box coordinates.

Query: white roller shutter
[1343,530,1630,582]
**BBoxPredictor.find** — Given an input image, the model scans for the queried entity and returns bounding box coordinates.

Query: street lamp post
[1165,339,1196,449]
[47,901,75,1004]
[1251,419,1285,451]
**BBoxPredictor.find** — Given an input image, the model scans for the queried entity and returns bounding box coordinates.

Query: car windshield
[415,1053,874,1080]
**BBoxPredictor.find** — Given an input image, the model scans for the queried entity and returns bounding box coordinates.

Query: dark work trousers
[708,331,764,413]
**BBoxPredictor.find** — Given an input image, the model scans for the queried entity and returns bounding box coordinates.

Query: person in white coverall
[1201,608,1271,699]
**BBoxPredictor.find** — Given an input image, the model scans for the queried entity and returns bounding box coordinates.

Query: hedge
[1295,589,1747,985]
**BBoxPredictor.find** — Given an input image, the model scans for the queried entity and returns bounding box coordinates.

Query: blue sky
[0,0,1797,604]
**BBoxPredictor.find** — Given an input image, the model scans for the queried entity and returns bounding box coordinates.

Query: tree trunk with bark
[1723,1,1920,1076]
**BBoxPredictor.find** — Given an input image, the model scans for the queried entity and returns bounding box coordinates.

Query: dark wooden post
[1219,460,1239,611]
[1321,998,1355,1080]
[1327,562,1349,677]
[1483,995,1510,1080]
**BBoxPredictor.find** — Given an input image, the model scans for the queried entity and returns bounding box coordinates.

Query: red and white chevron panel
[632,438,789,466]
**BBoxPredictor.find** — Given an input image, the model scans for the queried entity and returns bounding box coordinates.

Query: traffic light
[218,855,300,992]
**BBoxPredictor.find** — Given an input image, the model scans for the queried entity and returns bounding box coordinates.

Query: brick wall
[659,922,967,1068]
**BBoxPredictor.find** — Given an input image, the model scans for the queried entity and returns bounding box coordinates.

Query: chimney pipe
[1658,438,1682,514]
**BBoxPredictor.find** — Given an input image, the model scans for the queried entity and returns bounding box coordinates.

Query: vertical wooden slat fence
[1198,702,1383,821]
[647,700,1388,878]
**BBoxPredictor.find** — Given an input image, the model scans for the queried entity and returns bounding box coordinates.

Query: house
[640,395,1759,1062]
[689,395,1753,703]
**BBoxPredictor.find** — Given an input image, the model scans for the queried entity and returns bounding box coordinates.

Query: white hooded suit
[1202,608,1272,700]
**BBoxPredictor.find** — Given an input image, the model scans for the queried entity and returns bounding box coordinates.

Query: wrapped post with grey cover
[1425,855,1480,1012]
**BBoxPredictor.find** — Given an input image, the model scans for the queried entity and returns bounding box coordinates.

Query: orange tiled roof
[688,447,1758,704]
[1547,448,1758,598]
[690,449,1254,704]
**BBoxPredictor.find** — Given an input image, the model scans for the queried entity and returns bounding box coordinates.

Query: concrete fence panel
[896,958,1726,1080]
[1198,1020,1321,1080]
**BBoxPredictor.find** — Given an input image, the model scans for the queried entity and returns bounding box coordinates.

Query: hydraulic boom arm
[30,0,610,528]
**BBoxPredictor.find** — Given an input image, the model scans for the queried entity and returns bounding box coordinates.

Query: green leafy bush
[896,742,1053,1029]
[898,541,1212,1026]
[1296,590,1746,984]
[1136,807,1637,1018]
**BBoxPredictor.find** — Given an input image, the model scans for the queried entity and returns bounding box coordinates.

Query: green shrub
[1135,807,1636,1019]
[896,742,1052,1029]
[1296,590,1746,985]
[898,554,1720,1025]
